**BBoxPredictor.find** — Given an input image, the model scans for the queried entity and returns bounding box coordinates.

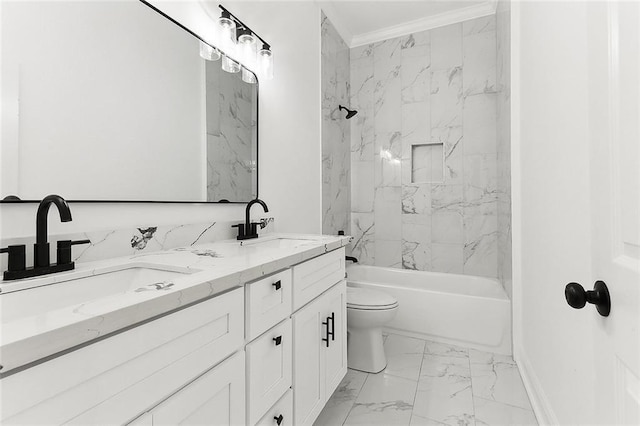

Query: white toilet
[346,286,399,373]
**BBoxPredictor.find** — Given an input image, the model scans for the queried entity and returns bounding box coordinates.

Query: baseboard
[513,344,559,425]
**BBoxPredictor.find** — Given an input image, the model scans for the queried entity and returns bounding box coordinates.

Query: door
[322,281,347,397]
[292,295,325,425]
[515,1,639,423]
[587,2,640,423]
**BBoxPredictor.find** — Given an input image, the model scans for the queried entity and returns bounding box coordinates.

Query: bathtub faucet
[346,256,358,263]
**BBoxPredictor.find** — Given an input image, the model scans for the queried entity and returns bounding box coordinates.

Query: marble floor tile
[344,372,417,425]
[413,354,474,426]
[473,396,538,426]
[383,334,426,381]
[315,369,368,426]
[320,335,537,426]
[469,349,533,410]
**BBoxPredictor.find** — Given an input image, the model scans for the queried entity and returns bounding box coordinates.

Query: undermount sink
[1,263,197,323]
[241,238,317,250]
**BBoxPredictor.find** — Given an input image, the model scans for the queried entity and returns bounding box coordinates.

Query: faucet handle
[56,239,91,265]
[231,223,245,240]
[0,245,26,273]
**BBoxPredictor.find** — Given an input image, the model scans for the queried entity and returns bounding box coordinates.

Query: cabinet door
[292,296,325,425]
[151,351,245,426]
[322,281,347,398]
[246,319,292,425]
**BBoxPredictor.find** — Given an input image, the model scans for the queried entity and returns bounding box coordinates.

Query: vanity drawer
[255,389,292,426]
[246,268,292,340]
[2,287,244,425]
[246,318,292,425]
[292,247,345,311]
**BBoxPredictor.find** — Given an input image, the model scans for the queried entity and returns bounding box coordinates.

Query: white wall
[0,0,323,240]
[512,1,596,423]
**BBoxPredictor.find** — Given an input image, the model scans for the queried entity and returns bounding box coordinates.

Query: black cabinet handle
[565,280,611,317]
[274,414,284,425]
[322,317,330,347]
[273,335,282,346]
[328,312,335,341]
[272,280,281,290]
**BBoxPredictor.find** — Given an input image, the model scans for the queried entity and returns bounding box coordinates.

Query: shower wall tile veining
[321,13,351,236]
[350,15,511,282]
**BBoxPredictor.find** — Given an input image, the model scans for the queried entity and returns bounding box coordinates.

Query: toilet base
[347,327,387,373]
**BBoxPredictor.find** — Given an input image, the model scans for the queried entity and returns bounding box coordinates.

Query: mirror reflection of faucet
[0,194,90,281]
[232,198,269,240]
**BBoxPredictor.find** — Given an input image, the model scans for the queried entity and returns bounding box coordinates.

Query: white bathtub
[347,264,512,355]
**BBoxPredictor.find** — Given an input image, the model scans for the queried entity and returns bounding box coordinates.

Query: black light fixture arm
[218,5,270,50]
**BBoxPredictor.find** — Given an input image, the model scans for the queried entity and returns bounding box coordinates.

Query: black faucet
[232,198,269,240]
[35,194,72,267]
[1,194,90,281]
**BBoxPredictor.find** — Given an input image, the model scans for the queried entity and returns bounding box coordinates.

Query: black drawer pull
[328,312,335,341]
[273,335,282,346]
[322,313,335,348]
[274,414,284,425]
[272,280,282,290]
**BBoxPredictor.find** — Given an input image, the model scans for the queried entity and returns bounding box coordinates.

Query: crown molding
[349,1,498,48]
[317,0,354,47]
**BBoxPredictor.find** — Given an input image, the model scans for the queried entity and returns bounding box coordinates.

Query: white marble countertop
[0,233,351,375]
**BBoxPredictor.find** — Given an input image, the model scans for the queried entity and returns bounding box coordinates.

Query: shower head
[339,105,358,119]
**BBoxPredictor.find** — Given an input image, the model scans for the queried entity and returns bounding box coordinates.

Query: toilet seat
[347,287,398,310]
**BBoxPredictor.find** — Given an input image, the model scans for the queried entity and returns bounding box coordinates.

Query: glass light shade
[221,55,241,73]
[242,67,257,84]
[238,33,257,68]
[258,48,273,80]
[218,16,236,54]
[199,41,221,61]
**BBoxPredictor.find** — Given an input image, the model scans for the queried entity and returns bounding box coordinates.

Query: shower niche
[410,143,445,184]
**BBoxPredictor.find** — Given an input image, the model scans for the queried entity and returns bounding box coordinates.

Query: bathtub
[347,264,512,355]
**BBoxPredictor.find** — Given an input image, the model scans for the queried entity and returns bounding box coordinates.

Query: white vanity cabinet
[245,247,347,426]
[292,280,347,425]
[0,243,348,426]
[1,287,245,425]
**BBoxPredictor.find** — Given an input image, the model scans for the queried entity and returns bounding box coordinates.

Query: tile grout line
[408,338,428,426]
[340,371,371,425]
[473,394,536,412]
[468,347,478,425]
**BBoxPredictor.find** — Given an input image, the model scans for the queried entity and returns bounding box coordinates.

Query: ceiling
[317,0,496,47]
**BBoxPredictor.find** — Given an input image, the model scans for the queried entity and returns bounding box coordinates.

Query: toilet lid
[347,286,398,309]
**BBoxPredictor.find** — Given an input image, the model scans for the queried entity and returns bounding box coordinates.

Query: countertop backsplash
[0,217,275,272]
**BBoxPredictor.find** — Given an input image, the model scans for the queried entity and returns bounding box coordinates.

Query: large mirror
[1,0,258,203]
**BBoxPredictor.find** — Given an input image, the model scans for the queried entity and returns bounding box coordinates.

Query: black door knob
[565,280,611,317]
[274,414,284,425]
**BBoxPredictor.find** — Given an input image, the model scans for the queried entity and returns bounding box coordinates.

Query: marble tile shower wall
[350,15,509,280]
[321,13,351,236]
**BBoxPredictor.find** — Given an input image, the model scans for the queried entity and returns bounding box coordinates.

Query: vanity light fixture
[217,5,273,81]
[258,45,273,81]
[218,9,237,50]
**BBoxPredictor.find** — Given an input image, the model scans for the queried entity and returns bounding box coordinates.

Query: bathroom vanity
[0,234,350,425]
